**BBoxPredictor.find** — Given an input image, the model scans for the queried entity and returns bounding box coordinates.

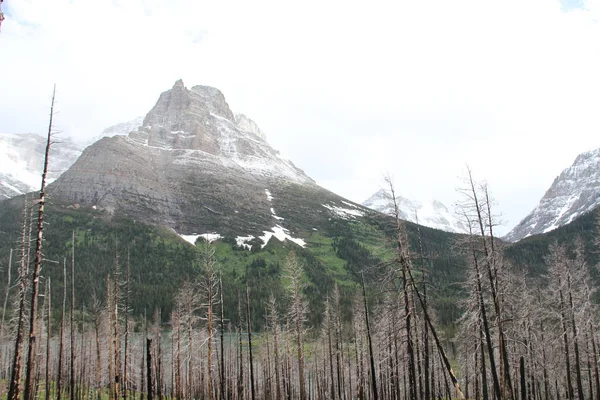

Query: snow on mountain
[124,82,313,185]
[504,148,600,242]
[0,133,83,200]
[83,116,144,146]
[100,116,144,138]
[362,189,468,234]
[48,80,349,241]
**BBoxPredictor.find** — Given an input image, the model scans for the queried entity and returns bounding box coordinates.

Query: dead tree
[44,278,51,400]
[285,252,309,400]
[56,258,67,400]
[24,85,56,400]
[8,195,32,400]
[70,232,76,400]
[246,285,256,400]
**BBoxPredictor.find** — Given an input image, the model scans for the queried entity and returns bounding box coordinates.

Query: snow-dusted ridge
[362,189,468,234]
[0,133,83,200]
[505,148,600,242]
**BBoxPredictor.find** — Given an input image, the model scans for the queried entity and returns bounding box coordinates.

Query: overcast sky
[2,0,600,235]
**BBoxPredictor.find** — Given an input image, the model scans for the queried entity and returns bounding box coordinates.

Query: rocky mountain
[505,148,600,242]
[0,133,83,200]
[48,80,372,246]
[362,188,468,234]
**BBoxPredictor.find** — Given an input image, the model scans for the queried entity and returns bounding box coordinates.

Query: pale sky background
[1,0,600,235]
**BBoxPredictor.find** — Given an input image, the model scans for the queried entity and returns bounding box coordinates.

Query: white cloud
[2,0,600,234]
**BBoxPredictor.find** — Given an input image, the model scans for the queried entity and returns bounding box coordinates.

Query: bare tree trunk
[92,299,103,399]
[112,252,121,400]
[9,196,32,400]
[406,266,464,399]
[24,86,56,400]
[567,273,585,400]
[464,170,507,400]
[246,286,256,400]
[57,258,67,400]
[219,276,226,400]
[591,322,600,400]
[559,283,575,400]
[237,298,244,400]
[147,338,153,400]
[361,273,378,400]
[45,278,51,400]
[70,232,76,400]
[123,251,131,400]
[0,248,12,359]
[520,357,527,400]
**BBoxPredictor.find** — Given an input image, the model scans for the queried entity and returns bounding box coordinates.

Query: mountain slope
[505,148,600,242]
[48,80,373,245]
[0,133,83,200]
[362,188,468,233]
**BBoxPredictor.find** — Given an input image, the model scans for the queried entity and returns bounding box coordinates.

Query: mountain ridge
[505,147,600,242]
[0,133,83,200]
[362,188,468,234]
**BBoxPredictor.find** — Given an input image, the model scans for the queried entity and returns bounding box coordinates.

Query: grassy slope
[0,195,471,330]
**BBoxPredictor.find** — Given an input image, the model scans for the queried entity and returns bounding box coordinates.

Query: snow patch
[265,189,273,202]
[236,235,255,250]
[270,207,284,221]
[341,200,360,209]
[323,203,364,219]
[259,225,306,248]
[179,232,222,245]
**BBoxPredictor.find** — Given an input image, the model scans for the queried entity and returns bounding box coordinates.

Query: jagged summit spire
[172,79,185,89]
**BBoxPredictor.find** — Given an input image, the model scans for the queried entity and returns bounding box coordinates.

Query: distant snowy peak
[0,133,83,200]
[362,189,468,234]
[505,148,600,242]
[101,116,144,137]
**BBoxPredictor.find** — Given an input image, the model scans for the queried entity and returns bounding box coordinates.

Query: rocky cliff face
[0,133,83,200]
[362,188,468,233]
[49,80,370,245]
[505,148,600,242]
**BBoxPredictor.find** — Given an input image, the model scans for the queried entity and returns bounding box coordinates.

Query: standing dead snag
[285,251,308,400]
[361,273,378,400]
[198,241,219,400]
[70,231,76,400]
[44,278,51,400]
[246,285,256,400]
[23,85,56,400]
[385,176,464,399]
[147,338,153,400]
[0,248,12,364]
[385,177,417,400]
[8,198,30,400]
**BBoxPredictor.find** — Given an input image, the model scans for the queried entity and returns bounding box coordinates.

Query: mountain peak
[505,147,600,242]
[362,188,467,234]
[48,81,317,236]
[172,79,185,88]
